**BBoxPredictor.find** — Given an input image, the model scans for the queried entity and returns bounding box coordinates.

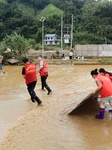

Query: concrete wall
[75,44,112,57]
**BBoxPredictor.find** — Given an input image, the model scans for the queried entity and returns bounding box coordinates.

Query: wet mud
[0,65,112,150]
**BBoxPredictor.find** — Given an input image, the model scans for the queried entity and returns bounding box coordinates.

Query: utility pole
[70,14,73,49]
[67,27,69,35]
[40,17,45,58]
[61,15,63,50]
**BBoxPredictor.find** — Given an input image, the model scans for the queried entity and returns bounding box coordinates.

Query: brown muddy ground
[0,65,112,150]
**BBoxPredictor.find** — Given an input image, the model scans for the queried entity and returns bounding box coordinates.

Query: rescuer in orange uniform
[91,68,112,119]
[22,57,42,105]
[37,55,52,95]
[99,68,112,81]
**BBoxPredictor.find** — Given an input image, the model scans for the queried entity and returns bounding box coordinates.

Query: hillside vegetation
[37,4,63,19]
[0,0,111,58]
[17,2,35,17]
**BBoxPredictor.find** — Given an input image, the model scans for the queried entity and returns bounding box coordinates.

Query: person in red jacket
[99,68,112,81]
[22,57,42,105]
[37,55,52,95]
[91,68,112,119]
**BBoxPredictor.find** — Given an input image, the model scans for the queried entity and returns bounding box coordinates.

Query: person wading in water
[22,57,42,106]
[37,55,52,95]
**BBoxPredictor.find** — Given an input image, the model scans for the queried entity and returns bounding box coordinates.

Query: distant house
[44,34,60,45]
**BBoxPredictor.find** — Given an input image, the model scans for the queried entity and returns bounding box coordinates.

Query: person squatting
[90,68,112,119]
[99,68,112,81]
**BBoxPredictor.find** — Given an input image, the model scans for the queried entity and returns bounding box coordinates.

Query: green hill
[0,0,111,44]
[37,4,63,20]
[13,3,63,20]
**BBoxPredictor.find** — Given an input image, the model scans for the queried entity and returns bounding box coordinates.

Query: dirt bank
[26,50,112,65]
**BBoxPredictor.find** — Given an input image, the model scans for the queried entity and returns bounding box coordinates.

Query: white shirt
[39,60,44,70]
[69,51,73,56]
[62,50,64,54]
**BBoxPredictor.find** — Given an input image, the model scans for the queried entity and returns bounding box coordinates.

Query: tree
[80,1,112,43]
[1,32,30,58]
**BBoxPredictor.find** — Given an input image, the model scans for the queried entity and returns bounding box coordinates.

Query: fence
[75,44,112,57]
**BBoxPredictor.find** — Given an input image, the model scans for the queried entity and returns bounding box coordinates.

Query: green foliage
[27,38,37,49]
[0,0,6,3]
[34,28,42,43]
[80,1,112,43]
[56,49,59,56]
[45,15,61,35]
[2,32,30,58]
[35,43,41,50]
[0,0,111,47]
[74,32,106,44]
[19,0,50,10]
[37,4,63,20]
[0,42,6,55]
[17,2,35,17]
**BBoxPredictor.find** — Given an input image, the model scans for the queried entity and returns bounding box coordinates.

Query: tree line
[0,0,112,58]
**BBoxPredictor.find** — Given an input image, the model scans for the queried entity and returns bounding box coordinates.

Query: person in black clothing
[22,57,42,106]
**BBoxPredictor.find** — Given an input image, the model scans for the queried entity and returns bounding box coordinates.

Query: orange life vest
[96,74,112,98]
[39,60,48,77]
[24,63,37,84]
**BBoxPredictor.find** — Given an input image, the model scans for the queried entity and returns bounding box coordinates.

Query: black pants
[27,81,37,100]
[41,76,48,90]
[62,54,65,58]
[27,81,42,104]
[69,56,73,60]
[41,76,52,94]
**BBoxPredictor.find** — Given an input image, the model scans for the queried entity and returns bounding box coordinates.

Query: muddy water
[0,66,34,144]
[1,65,112,150]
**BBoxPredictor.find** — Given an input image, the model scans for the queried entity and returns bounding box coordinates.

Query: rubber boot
[35,96,42,105]
[46,86,52,95]
[96,108,105,119]
[109,109,112,112]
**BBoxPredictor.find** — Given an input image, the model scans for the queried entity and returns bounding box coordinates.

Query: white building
[64,34,70,44]
[44,34,60,45]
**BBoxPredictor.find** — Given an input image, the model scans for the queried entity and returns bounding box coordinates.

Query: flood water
[1,65,112,150]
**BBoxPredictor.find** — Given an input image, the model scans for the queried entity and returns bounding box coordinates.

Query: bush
[35,43,41,50]
[56,50,59,56]
[74,32,106,44]
[28,38,36,49]
[1,32,30,58]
